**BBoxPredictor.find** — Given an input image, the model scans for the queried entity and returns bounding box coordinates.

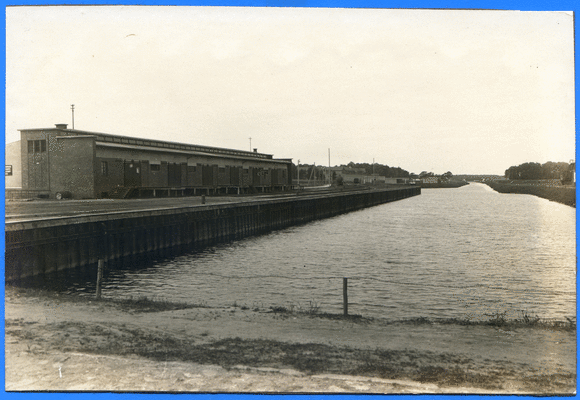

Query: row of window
[101,161,161,176]
[28,140,46,154]
[101,160,286,177]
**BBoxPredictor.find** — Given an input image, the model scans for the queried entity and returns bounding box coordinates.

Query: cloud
[5,7,575,174]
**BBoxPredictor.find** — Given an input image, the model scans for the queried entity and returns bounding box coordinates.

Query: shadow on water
[7,245,212,296]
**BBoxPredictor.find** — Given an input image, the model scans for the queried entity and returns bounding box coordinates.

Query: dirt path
[4,287,576,393]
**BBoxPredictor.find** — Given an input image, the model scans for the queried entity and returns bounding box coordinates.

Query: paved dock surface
[5,194,295,222]
[5,186,413,223]
[6,186,375,222]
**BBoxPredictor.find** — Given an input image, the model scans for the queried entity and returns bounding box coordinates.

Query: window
[5,165,12,176]
[101,161,108,176]
[28,140,46,154]
[151,164,161,172]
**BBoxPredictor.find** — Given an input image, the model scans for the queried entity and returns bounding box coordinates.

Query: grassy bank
[485,181,575,207]
[5,287,576,393]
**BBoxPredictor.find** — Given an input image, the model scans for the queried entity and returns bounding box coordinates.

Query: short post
[343,277,348,316]
[201,195,206,204]
[96,259,104,300]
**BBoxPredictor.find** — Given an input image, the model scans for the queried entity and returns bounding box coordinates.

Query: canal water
[42,183,577,322]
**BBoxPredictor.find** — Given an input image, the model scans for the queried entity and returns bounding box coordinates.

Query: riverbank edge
[420,182,469,189]
[484,182,575,207]
[4,287,576,394]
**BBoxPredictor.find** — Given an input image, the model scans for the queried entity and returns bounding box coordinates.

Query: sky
[5,6,575,175]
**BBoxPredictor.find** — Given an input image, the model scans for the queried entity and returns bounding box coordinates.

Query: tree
[541,161,569,179]
[505,161,567,180]
[519,163,542,179]
[561,162,575,184]
[337,162,410,178]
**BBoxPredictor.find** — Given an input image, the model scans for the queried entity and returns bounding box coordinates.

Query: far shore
[419,181,469,189]
[4,286,575,394]
[485,181,575,207]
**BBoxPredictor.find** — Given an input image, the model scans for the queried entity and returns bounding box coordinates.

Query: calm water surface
[57,183,577,321]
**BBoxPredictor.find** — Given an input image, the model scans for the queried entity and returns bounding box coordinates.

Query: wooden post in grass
[96,259,104,300]
[343,277,348,316]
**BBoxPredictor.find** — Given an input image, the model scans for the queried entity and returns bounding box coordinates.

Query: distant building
[5,141,22,189]
[330,166,366,183]
[422,177,439,184]
[330,167,407,184]
[363,174,387,184]
[14,124,292,199]
[330,166,366,175]
[384,177,410,184]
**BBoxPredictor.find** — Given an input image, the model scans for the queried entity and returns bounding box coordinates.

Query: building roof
[330,166,366,174]
[19,126,285,162]
[96,141,291,164]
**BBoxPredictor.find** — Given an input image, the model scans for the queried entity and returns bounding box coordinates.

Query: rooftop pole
[71,104,75,129]
[297,159,300,188]
[328,148,331,184]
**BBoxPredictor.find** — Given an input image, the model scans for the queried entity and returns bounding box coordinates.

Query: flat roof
[96,142,292,164]
[19,127,277,161]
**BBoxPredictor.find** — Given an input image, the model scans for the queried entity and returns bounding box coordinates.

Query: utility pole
[249,137,252,152]
[71,104,75,129]
[328,148,331,184]
[297,159,300,188]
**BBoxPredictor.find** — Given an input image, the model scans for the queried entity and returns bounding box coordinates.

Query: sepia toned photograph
[4,5,576,394]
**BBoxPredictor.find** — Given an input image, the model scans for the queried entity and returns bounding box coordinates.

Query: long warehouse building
[14,124,293,199]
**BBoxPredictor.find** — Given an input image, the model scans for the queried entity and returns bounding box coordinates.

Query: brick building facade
[17,124,292,199]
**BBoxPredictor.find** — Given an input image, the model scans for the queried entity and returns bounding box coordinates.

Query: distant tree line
[344,162,410,178]
[504,161,574,182]
[293,162,410,180]
[413,171,455,181]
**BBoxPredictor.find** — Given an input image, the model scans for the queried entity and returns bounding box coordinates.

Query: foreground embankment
[5,186,419,282]
[485,181,575,207]
[4,287,575,393]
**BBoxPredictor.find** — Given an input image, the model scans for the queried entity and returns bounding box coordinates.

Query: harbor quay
[5,186,420,282]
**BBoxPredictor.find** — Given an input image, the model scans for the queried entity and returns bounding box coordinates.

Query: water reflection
[17,183,576,322]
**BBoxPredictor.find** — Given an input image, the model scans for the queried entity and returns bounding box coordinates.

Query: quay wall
[5,186,420,282]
